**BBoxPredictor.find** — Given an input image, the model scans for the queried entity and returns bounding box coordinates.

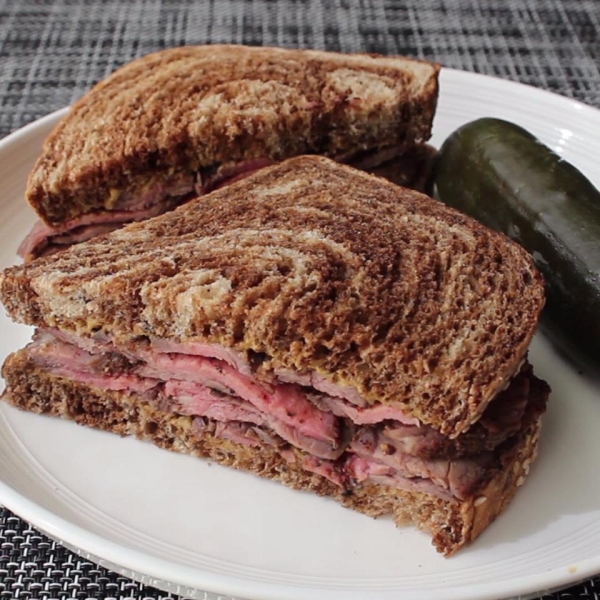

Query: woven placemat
[0,0,599,598]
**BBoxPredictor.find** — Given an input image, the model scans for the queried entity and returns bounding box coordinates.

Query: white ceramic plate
[0,68,599,600]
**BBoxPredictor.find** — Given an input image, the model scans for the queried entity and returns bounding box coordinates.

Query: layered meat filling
[25,330,547,501]
[19,144,436,261]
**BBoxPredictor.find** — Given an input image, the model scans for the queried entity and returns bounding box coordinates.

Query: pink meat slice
[150,342,419,425]
[46,328,420,430]
[320,395,420,426]
[151,339,253,376]
[45,330,421,428]
[160,379,343,460]
[148,345,419,426]
[18,202,173,260]
[48,328,137,359]
[274,367,419,425]
[274,368,367,406]
[345,455,454,501]
[27,332,345,459]
[27,334,158,393]
[138,352,339,444]
[167,379,267,426]
[350,428,492,500]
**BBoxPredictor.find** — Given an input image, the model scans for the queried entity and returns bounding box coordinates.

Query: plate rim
[1,66,599,600]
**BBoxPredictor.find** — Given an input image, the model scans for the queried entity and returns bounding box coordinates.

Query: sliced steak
[357,364,547,460]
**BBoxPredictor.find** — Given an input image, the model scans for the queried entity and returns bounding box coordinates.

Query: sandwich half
[1,156,549,555]
[19,45,439,260]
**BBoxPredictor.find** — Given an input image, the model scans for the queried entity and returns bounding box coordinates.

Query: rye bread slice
[26,45,439,225]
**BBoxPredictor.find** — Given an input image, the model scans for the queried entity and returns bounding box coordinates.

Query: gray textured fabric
[0,0,598,598]
[0,0,599,138]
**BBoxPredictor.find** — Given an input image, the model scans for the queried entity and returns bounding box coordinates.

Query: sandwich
[19,45,439,261]
[1,156,549,555]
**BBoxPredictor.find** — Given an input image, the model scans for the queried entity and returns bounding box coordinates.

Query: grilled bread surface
[2,157,545,437]
[26,45,439,224]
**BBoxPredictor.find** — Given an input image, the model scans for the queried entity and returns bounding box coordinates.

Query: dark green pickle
[435,117,600,373]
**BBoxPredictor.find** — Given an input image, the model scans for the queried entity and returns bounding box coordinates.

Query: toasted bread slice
[26,45,439,225]
[1,347,547,556]
[1,156,545,436]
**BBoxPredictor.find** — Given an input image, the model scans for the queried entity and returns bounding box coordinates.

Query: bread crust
[26,45,440,224]
[1,157,546,436]
[1,349,545,555]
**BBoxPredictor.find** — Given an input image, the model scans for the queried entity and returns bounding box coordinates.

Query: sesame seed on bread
[1,156,545,437]
[26,45,439,225]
